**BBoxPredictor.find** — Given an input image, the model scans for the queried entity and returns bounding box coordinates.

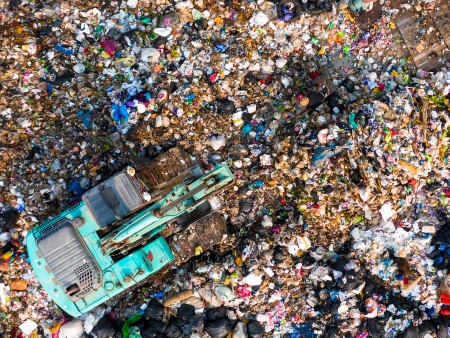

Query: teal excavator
[26,147,234,317]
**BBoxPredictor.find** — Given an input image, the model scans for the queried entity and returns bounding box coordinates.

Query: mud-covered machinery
[26,147,234,317]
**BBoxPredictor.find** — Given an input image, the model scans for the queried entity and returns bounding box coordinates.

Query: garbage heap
[0,0,450,336]
[39,298,266,338]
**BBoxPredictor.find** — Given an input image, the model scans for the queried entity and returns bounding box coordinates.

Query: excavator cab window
[66,283,81,297]
[98,185,123,221]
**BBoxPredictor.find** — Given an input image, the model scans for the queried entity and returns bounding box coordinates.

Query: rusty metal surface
[430,1,450,49]
[395,4,450,70]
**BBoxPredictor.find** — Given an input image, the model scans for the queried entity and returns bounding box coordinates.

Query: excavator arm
[100,164,234,255]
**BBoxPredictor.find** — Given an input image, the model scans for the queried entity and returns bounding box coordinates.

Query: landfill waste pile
[0,0,450,336]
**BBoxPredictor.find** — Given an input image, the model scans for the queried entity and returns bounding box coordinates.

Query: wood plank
[396,9,448,70]
[430,2,450,49]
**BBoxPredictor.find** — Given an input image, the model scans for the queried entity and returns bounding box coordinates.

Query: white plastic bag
[210,135,226,150]
[59,320,85,338]
[242,270,263,286]
[232,322,248,338]
[214,285,235,302]
[141,47,161,63]
[19,319,38,335]
[250,12,269,26]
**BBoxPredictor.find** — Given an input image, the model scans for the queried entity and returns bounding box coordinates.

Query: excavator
[26,147,234,317]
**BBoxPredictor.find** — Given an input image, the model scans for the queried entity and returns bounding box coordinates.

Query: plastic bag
[0,210,19,229]
[59,320,85,338]
[310,140,352,168]
[403,325,420,338]
[432,221,450,246]
[247,320,264,338]
[128,326,141,338]
[189,314,204,333]
[145,319,167,334]
[204,319,234,338]
[141,48,160,63]
[122,314,142,338]
[323,327,340,338]
[327,93,345,113]
[250,12,269,26]
[289,324,314,338]
[101,40,117,56]
[141,325,158,338]
[232,322,248,338]
[91,316,122,338]
[242,271,263,286]
[367,319,385,338]
[277,0,301,22]
[73,63,85,74]
[418,321,435,337]
[169,316,188,330]
[436,326,448,338]
[205,306,227,322]
[145,298,165,321]
[76,110,93,130]
[215,98,235,115]
[214,286,235,302]
[306,92,326,111]
[177,303,195,321]
[273,245,288,263]
[19,319,38,335]
[338,271,363,292]
[210,135,226,151]
[164,324,183,338]
[83,312,103,334]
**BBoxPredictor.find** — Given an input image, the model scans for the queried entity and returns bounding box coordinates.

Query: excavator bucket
[169,212,228,264]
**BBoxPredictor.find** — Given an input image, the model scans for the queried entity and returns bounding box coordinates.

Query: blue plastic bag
[76,111,93,129]
[54,44,74,56]
[289,324,315,338]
